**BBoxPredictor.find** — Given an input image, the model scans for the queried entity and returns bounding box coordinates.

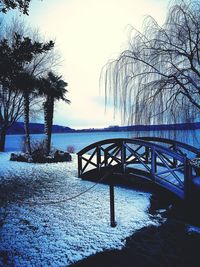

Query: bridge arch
[77,138,199,200]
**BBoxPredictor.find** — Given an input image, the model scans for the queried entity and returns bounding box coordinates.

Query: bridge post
[97,146,101,176]
[172,144,178,168]
[121,141,126,173]
[104,150,108,167]
[145,146,149,164]
[184,157,192,202]
[110,183,117,227]
[151,148,156,181]
[78,155,82,177]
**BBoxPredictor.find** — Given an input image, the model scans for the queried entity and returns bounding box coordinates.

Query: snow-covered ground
[0,152,161,266]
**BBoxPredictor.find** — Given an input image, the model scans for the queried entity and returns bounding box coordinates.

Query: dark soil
[70,190,200,267]
[70,220,200,267]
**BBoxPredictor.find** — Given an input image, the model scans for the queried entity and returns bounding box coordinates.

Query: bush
[20,136,47,154]
[11,139,72,163]
[20,138,47,163]
[67,145,75,153]
[31,139,47,163]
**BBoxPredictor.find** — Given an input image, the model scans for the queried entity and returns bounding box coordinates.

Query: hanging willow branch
[102,0,200,126]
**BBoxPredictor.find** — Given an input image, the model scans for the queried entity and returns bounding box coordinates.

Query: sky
[12,0,170,129]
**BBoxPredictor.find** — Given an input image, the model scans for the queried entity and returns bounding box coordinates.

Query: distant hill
[6,121,200,135]
[76,122,200,132]
[7,122,75,135]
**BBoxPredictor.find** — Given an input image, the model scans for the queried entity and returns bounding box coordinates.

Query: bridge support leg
[110,184,117,227]
[184,158,192,203]
[78,155,82,177]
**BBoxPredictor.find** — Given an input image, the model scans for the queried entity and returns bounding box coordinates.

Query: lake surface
[4,129,200,152]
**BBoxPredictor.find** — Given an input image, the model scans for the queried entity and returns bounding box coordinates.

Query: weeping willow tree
[103,0,200,131]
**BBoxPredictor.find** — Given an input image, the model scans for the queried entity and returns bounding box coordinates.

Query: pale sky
[14,0,170,129]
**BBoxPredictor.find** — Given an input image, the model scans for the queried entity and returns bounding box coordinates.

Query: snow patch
[0,152,160,266]
[187,225,200,234]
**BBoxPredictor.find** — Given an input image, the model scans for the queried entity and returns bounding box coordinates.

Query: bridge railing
[136,136,200,159]
[77,138,193,200]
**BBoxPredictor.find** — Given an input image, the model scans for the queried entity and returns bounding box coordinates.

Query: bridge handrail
[136,137,200,156]
[77,138,186,162]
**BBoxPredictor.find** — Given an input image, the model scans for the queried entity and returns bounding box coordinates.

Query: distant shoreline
[5,121,200,135]
[75,122,200,133]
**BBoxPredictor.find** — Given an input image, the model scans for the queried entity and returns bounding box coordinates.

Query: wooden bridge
[77,137,200,201]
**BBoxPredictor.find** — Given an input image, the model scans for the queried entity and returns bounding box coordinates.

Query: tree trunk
[23,92,31,154]
[44,96,54,155]
[0,126,7,152]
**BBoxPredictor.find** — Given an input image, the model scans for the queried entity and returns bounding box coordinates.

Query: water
[4,129,200,153]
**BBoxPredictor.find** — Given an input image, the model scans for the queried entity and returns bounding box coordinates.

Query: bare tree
[0,85,41,151]
[3,17,61,77]
[103,0,200,127]
[0,86,23,150]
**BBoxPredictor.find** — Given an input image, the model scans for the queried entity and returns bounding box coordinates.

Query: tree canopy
[40,72,70,102]
[103,0,200,126]
[0,33,54,87]
[0,0,31,14]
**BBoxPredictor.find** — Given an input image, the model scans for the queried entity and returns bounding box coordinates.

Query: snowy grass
[0,152,160,266]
